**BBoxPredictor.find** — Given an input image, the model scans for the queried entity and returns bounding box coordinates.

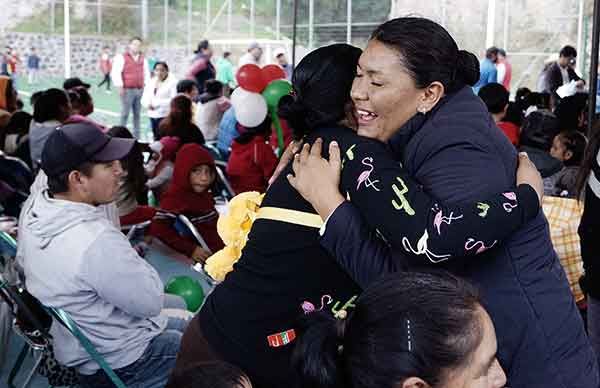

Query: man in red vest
[110,37,150,139]
[496,48,512,92]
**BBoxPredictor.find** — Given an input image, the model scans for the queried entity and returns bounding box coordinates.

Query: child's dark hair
[235,116,272,145]
[33,88,71,123]
[478,83,509,114]
[292,271,484,388]
[555,130,586,167]
[278,44,362,140]
[204,79,223,96]
[177,79,198,94]
[165,361,250,388]
[576,122,600,199]
[67,86,93,115]
[502,102,524,127]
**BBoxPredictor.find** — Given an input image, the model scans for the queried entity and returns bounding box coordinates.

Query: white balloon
[233,91,268,128]
[230,87,252,108]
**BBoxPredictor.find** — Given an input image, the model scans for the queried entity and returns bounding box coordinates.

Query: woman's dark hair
[235,116,272,145]
[0,111,32,153]
[67,86,93,116]
[576,122,600,199]
[160,94,193,136]
[153,61,169,72]
[501,102,524,127]
[177,79,198,94]
[33,88,70,123]
[108,126,148,204]
[554,93,588,132]
[293,271,484,388]
[166,360,250,388]
[195,39,210,54]
[519,110,559,150]
[278,43,362,140]
[555,130,586,167]
[370,17,480,94]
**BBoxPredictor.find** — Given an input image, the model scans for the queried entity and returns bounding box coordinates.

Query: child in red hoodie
[226,117,278,194]
[149,143,224,263]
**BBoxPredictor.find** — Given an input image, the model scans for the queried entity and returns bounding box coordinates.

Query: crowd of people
[1,15,600,388]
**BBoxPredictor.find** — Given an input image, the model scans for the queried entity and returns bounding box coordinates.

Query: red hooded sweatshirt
[226,136,279,194]
[149,143,224,257]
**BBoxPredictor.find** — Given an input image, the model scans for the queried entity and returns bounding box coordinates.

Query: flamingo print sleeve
[336,137,540,264]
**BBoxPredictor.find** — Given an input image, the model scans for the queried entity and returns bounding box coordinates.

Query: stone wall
[4,32,191,79]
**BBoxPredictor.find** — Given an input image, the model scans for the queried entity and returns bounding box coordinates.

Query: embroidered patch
[267,329,296,348]
[356,157,381,192]
[391,177,415,216]
[477,202,490,218]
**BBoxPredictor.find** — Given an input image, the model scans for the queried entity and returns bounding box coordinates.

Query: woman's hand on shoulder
[516,152,543,203]
[287,138,345,220]
[268,140,302,187]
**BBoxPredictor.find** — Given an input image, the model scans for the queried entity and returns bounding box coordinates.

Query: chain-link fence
[5,0,599,92]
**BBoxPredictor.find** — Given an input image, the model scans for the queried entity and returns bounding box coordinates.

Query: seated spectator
[108,126,156,226]
[0,75,18,128]
[519,109,562,193]
[166,361,252,388]
[63,76,91,91]
[149,143,224,263]
[226,117,278,194]
[145,136,180,201]
[216,106,237,159]
[160,94,205,146]
[18,122,188,387]
[478,82,509,123]
[554,92,588,133]
[177,79,200,117]
[64,86,106,132]
[195,79,230,142]
[497,102,523,147]
[293,271,506,388]
[29,88,71,170]
[142,61,178,140]
[548,130,586,197]
[0,110,32,167]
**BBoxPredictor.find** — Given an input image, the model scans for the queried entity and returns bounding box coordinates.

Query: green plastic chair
[47,307,127,388]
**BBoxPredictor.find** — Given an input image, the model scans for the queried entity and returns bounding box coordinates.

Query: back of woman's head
[166,360,251,388]
[576,121,600,199]
[293,271,484,388]
[33,88,71,123]
[4,111,32,135]
[369,17,479,95]
[67,86,93,116]
[519,110,559,150]
[278,44,362,139]
[502,102,524,127]
[161,94,193,133]
[107,125,134,139]
[557,130,586,167]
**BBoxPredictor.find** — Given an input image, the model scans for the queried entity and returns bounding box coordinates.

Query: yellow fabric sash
[256,206,323,229]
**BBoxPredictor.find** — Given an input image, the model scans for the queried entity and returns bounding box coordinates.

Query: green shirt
[216,57,236,88]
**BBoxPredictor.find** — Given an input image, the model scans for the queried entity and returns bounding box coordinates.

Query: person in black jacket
[289,17,598,388]
[543,45,584,101]
[577,124,600,360]
[171,43,542,388]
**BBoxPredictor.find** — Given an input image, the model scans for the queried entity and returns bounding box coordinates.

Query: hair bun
[455,50,480,86]
[277,94,311,139]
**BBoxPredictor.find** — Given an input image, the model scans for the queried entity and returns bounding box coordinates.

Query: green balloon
[164,276,205,312]
[262,79,292,110]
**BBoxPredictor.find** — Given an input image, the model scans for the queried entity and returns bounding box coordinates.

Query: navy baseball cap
[41,122,135,177]
[63,77,91,90]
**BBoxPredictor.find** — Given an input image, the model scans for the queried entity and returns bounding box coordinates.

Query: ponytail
[292,311,347,388]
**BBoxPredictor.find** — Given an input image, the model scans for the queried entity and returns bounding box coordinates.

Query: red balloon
[261,64,286,84]
[236,64,266,93]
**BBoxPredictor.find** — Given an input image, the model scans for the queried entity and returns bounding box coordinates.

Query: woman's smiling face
[351,39,426,142]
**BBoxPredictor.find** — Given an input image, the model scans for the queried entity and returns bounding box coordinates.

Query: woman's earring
[417,106,428,115]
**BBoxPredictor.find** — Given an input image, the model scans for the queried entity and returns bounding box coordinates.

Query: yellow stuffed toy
[204,192,264,281]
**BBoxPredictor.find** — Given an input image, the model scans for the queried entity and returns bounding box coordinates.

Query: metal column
[64,0,71,78]
[292,0,298,68]
[485,0,496,49]
[346,0,352,44]
[163,0,168,47]
[141,0,148,40]
[502,0,509,49]
[97,0,102,34]
[577,0,585,75]
[250,0,255,38]
[309,0,314,49]
[188,0,192,56]
[588,0,600,135]
[276,0,281,40]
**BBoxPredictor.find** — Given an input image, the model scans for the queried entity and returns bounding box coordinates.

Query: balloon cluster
[231,64,292,153]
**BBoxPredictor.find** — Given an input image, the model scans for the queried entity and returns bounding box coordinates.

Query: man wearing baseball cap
[18,122,188,387]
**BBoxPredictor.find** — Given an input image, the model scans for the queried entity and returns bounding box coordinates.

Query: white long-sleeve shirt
[110,52,151,89]
[141,74,178,118]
